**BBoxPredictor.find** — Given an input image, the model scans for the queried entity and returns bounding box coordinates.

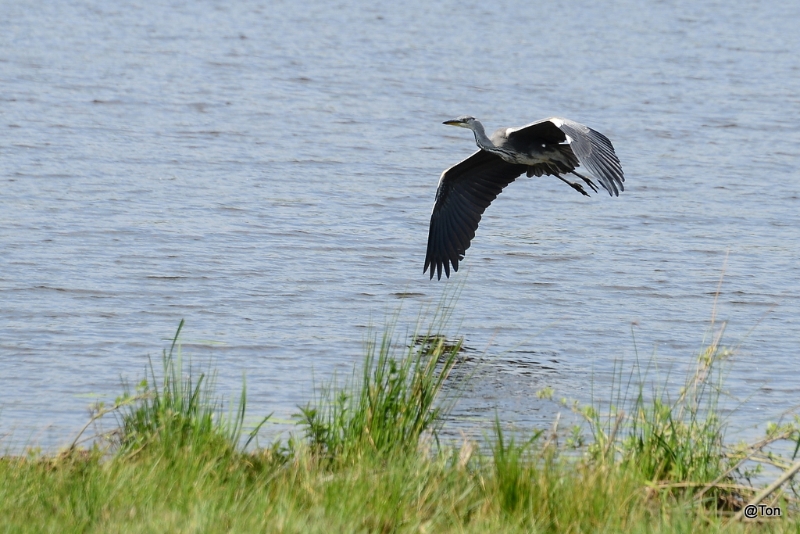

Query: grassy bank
[1,318,798,533]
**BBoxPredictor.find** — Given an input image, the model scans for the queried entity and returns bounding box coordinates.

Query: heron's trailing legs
[557,175,590,197]
[570,171,599,193]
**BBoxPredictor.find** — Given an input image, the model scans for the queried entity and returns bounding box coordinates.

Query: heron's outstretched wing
[506,117,625,196]
[425,150,527,280]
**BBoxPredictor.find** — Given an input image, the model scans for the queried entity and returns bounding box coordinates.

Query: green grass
[1,314,799,533]
[297,315,461,462]
[113,319,267,457]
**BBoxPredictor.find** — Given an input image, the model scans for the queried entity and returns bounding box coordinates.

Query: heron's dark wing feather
[425,150,527,280]
[551,118,624,196]
[506,117,625,197]
[503,118,568,145]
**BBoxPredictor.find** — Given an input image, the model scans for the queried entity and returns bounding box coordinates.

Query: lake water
[2,0,799,450]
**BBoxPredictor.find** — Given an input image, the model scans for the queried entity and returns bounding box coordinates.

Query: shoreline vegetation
[2,310,799,532]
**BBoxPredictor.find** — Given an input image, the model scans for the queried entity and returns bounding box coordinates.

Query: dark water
[2,0,799,449]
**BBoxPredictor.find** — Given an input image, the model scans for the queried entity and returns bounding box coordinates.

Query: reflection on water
[1,0,799,450]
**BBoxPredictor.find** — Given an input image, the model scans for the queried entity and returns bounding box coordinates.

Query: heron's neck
[469,122,494,151]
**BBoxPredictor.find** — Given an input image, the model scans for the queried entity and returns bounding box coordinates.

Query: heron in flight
[424,116,625,280]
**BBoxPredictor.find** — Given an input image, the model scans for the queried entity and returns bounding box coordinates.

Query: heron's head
[443,115,477,129]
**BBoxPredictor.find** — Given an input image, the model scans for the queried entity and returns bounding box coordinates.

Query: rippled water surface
[2,0,799,449]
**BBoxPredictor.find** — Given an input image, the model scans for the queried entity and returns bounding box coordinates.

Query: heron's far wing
[552,118,625,196]
[506,117,625,196]
[425,150,527,280]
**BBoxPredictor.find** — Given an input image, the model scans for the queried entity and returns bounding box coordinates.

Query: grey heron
[424,116,625,280]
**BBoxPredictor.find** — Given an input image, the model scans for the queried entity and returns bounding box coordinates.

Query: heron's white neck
[467,121,494,151]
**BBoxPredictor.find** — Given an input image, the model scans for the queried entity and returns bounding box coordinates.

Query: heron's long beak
[443,119,464,127]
